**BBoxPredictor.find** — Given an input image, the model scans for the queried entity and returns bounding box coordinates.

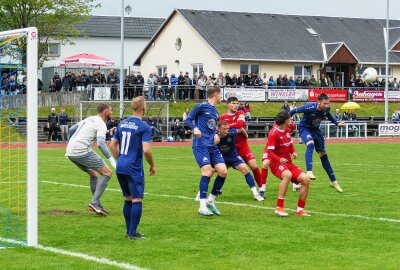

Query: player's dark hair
[97,104,111,114]
[226,96,238,103]
[207,86,221,98]
[318,93,329,101]
[275,111,290,125]
[218,120,229,128]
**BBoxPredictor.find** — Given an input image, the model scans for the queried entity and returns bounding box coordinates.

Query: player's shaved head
[275,111,291,125]
[227,96,238,103]
[131,96,146,113]
[97,104,111,114]
[207,86,221,98]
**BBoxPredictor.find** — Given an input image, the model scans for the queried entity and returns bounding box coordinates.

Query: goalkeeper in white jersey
[66,104,117,216]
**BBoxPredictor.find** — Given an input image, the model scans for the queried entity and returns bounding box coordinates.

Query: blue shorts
[193,145,225,168]
[224,154,245,168]
[299,127,326,153]
[116,173,144,199]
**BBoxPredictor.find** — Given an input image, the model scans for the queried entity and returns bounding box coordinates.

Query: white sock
[260,184,266,192]
[207,194,216,203]
[250,187,258,196]
[200,199,207,208]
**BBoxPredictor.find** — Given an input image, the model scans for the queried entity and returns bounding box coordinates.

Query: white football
[362,67,378,84]
[167,136,174,142]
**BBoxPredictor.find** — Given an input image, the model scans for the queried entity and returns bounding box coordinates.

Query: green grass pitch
[1,142,400,270]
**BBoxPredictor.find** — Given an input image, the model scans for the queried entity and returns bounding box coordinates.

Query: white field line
[42,180,400,224]
[0,237,147,270]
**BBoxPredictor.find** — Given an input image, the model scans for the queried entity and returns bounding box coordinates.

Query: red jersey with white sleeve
[262,122,296,161]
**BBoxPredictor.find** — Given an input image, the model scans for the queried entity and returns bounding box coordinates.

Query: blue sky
[93,0,400,20]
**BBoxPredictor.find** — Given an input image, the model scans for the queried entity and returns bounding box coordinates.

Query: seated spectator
[333,109,342,122]
[171,119,186,141]
[244,102,251,120]
[342,111,349,121]
[290,101,300,122]
[391,110,399,123]
[146,115,160,137]
[281,100,290,112]
[349,110,357,121]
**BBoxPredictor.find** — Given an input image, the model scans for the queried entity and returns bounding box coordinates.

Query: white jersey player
[66,104,116,216]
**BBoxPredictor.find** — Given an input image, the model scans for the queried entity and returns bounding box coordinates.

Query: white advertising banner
[93,87,111,100]
[378,124,400,136]
[223,87,265,101]
[268,89,309,101]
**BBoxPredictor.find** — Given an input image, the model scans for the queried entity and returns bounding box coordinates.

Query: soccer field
[1,142,400,270]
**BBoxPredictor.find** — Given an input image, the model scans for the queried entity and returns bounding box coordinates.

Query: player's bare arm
[338,121,346,127]
[239,127,248,138]
[109,138,119,159]
[143,142,156,176]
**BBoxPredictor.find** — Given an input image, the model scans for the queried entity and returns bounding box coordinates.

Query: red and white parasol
[59,53,114,67]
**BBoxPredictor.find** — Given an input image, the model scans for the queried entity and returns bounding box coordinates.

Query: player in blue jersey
[217,121,264,201]
[110,96,156,239]
[185,86,228,216]
[289,93,345,192]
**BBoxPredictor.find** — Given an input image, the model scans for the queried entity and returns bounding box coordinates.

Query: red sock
[252,168,262,187]
[277,198,284,208]
[298,199,306,209]
[261,168,268,185]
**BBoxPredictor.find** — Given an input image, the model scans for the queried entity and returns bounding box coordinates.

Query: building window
[46,43,60,56]
[240,64,260,75]
[156,65,167,77]
[294,65,312,79]
[192,64,203,76]
[358,66,392,77]
[175,38,182,50]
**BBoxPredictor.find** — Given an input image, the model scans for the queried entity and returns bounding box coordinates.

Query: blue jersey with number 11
[113,116,151,176]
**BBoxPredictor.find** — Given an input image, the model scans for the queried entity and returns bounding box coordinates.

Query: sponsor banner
[378,124,400,136]
[268,89,308,101]
[223,87,265,101]
[308,89,347,102]
[352,90,400,102]
[93,87,111,100]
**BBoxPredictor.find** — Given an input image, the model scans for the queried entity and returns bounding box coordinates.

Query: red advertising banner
[352,90,400,102]
[308,89,347,102]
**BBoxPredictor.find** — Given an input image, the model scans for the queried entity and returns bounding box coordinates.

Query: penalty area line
[41,180,400,224]
[0,237,147,270]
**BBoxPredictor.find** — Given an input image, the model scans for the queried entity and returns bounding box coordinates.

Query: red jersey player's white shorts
[269,162,302,184]
[237,143,255,163]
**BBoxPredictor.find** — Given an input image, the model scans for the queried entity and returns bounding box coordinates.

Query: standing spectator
[301,77,310,88]
[183,72,192,100]
[225,73,232,86]
[171,119,186,141]
[37,78,43,92]
[277,74,284,86]
[389,78,399,90]
[58,107,70,143]
[309,75,317,88]
[47,107,59,143]
[287,76,296,88]
[69,72,77,91]
[51,72,62,92]
[231,74,238,86]
[170,73,178,100]
[62,71,72,91]
[153,73,159,99]
[177,71,185,100]
[334,75,341,88]
[244,102,251,120]
[146,73,154,100]
[76,72,87,91]
[217,73,226,87]
[281,100,290,112]
[81,70,89,89]
[109,96,156,239]
[355,75,364,87]
[125,71,136,99]
[282,74,289,86]
[238,73,246,86]
[196,74,207,99]
[146,115,160,138]
[327,75,334,87]
[160,72,169,100]
[135,71,144,97]
[349,74,356,88]
[295,76,302,87]
[192,74,198,99]
[107,70,119,100]
[319,74,328,87]
[254,74,263,87]
[268,76,276,87]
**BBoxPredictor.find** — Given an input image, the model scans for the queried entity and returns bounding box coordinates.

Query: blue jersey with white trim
[290,102,337,130]
[218,129,239,158]
[113,116,151,176]
[185,101,219,147]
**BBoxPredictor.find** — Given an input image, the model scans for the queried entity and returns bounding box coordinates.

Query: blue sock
[199,176,210,199]
[320,154,336,182]
[305,143,314,171]
[244,172,256,188]
[211,175,225,196]
[129,202,142,236]
[123,201,132,235]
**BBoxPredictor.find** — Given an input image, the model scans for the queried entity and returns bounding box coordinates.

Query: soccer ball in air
[362,67,378,84]
[167,136,174,142]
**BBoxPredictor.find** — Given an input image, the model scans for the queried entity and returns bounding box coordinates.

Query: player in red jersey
[267,111,310,217]
[220,97,263,199]
[261,121,301,194]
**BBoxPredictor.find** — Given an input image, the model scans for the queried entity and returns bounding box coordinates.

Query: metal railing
[320,121,367,139]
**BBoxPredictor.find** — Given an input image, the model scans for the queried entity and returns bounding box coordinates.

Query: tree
[0,0,100,67]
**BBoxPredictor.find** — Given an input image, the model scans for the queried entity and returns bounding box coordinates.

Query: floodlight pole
[120,0,125,119]
[385,0,389,123]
